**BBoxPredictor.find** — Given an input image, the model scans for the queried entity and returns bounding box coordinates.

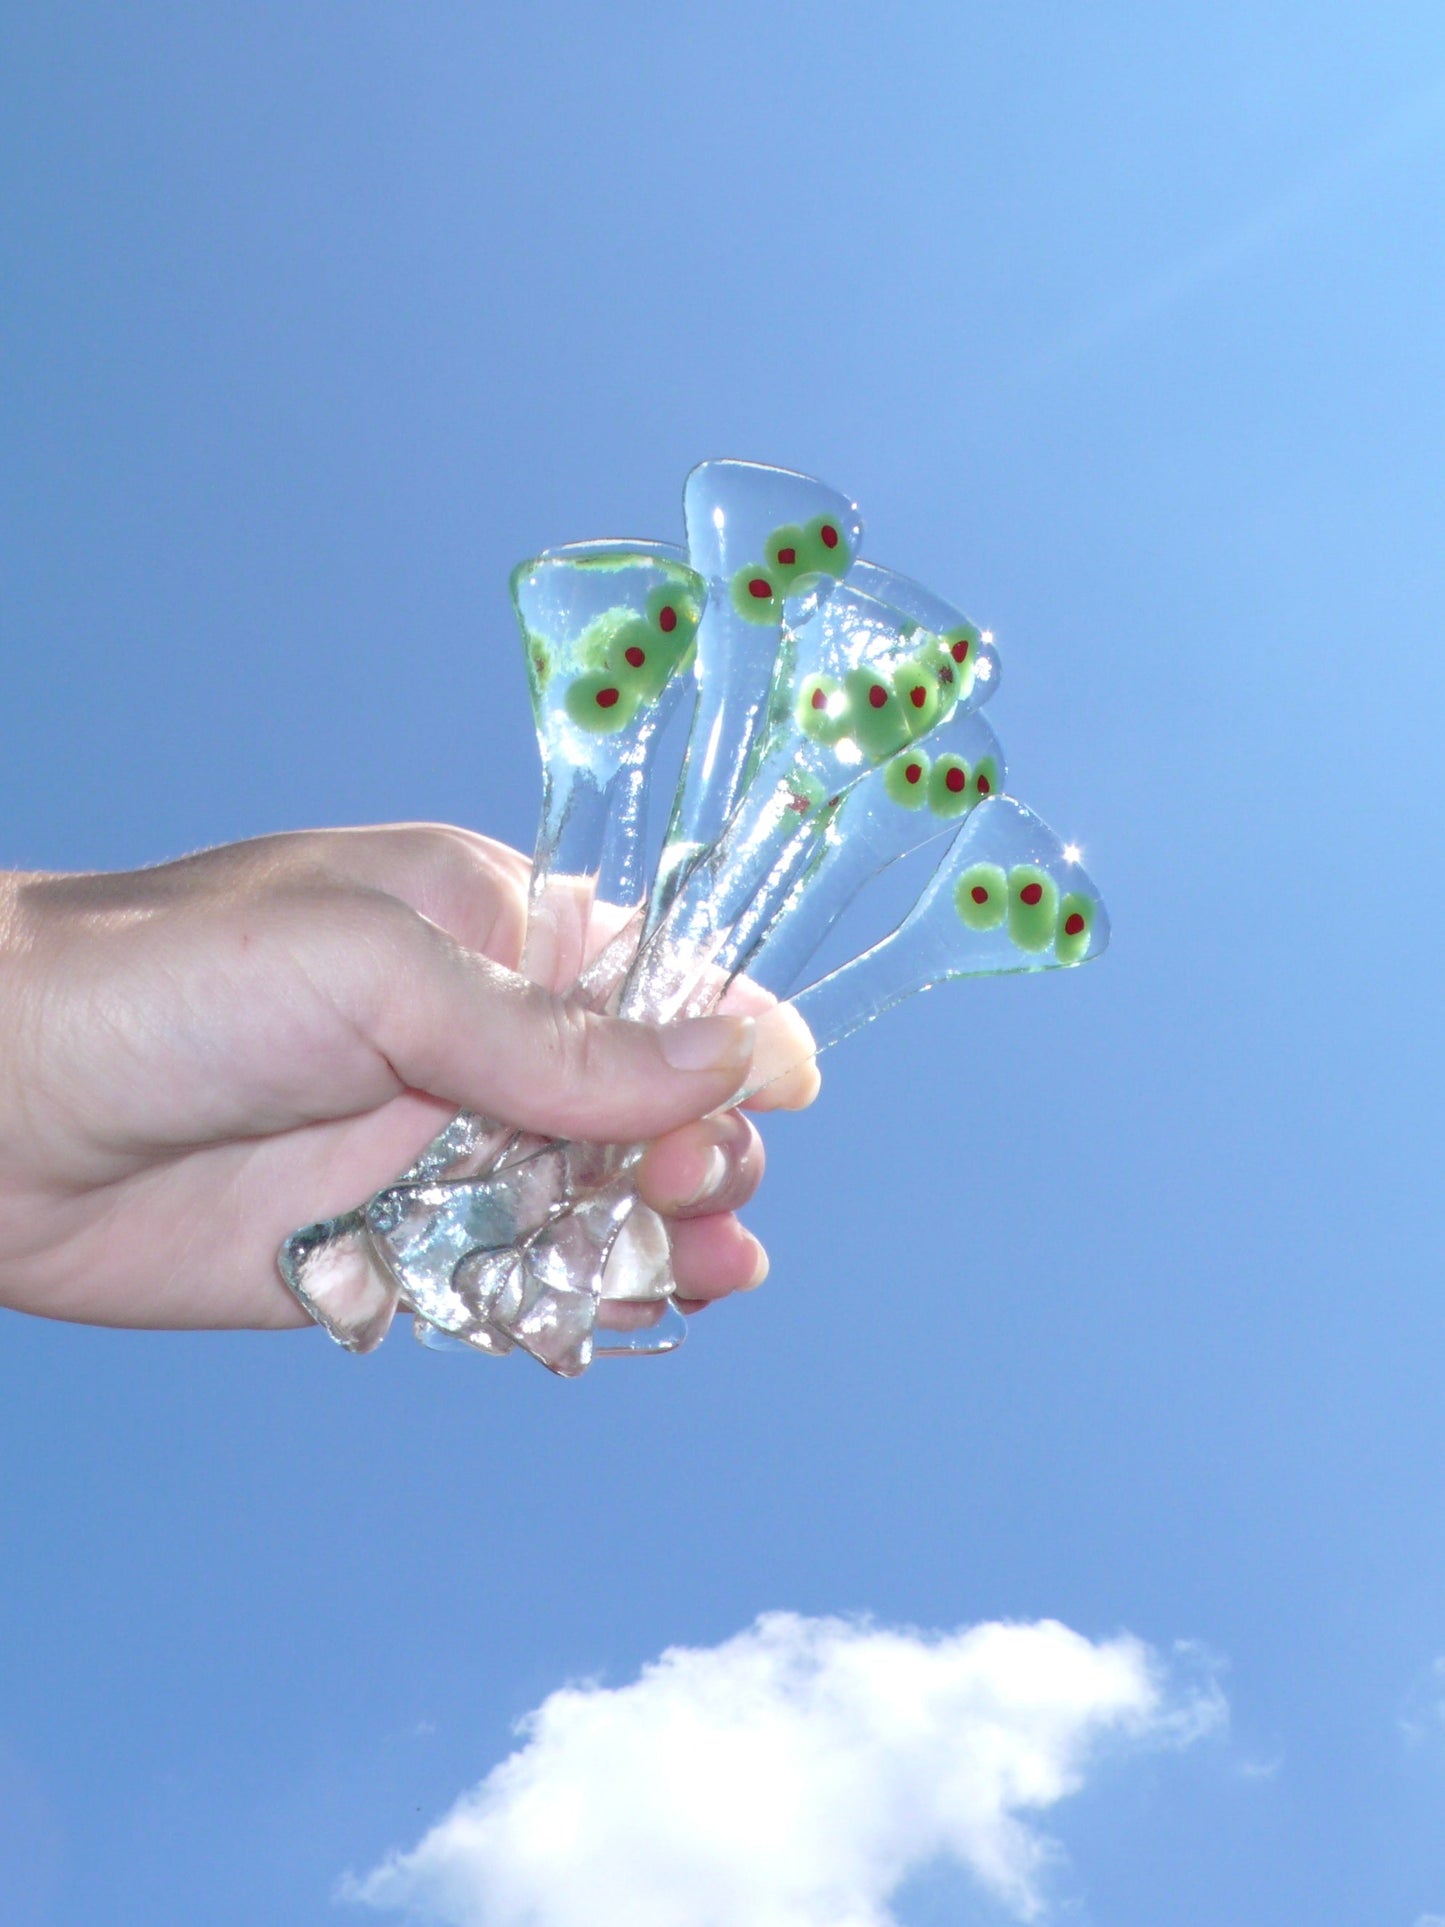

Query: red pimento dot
[658,605,678,633]
[596,687,621,709]
[976,773,991,795]
[909,684,927,708]
[820,523,839,549]
[951,638,971,663]
[624,646,646,668]
[945,767,967,793]
[811,687,828,710]
[868,685,888,708]
[1020,881,1043,906]
[749,577,773,600]
[776,546,797,566]
[905,762,922,784]
[938,662,955,685]
[1064,911,1086,937]
[971,884,990,905]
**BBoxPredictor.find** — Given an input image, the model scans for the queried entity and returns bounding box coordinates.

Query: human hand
[0,825,819,1332]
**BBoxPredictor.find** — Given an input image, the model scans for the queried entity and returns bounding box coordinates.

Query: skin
[0,824,820,1333]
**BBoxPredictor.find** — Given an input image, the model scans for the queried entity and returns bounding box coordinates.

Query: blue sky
[3,4,1445,1921]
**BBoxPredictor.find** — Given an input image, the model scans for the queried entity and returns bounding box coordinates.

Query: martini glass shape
[757,795,1108,1089]
[511,540,705,988]
[715,558,1004,996]
[277,540,704,1354]
[365,796,1107,1374]
[633,796,1107,1112]
[752,708,1006,996]
[369,582,1005,1370]
[646,460,863,917]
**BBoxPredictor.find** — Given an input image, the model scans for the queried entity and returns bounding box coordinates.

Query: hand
[0,825,819,1331]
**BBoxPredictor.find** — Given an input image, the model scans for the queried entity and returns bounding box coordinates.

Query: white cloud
[345,1611,1223,1927]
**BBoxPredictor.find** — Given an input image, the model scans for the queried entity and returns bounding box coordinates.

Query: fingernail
[659,1014,755,1076]
[679,1145,728,1210]
[739,1236,770,1291]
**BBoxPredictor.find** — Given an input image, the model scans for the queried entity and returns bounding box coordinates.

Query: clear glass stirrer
[365,797,1108,1374]
[646,459,864,919]
[277,540,705,1352]
[728,557,1006,994]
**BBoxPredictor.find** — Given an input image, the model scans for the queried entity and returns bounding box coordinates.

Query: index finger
[715,978,821,1112]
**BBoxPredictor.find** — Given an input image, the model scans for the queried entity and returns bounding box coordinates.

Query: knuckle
[394,825,531,962]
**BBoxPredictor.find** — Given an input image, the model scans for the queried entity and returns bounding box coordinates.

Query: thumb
[342,899,756,1143]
